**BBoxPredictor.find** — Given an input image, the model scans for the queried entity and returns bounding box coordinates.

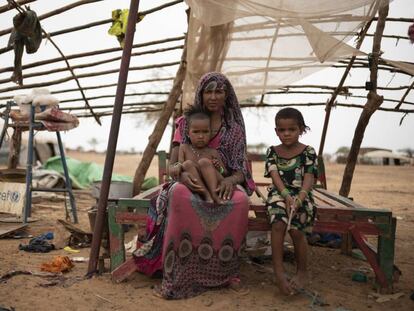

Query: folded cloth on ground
[33,169,65,189]
[19,239,55,253]
[40,256,73,273]
[18,232,55,253]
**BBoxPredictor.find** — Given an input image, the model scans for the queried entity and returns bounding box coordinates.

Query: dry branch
[0,0,183,43]
[59,92,169,104]
[6,0,100,124]
[0,45,183,83]
[339,3,389,198]
[61,100,166,111]
[4,80,410,101]
[0,35,184,73]
[395,79,414,109]
[0,0,103,37]
[0,0,34,13]
[318,16,373,173]
[0,61,180,93]
[72,100,414,119]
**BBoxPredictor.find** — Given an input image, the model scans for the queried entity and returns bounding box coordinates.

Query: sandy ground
[0,150,413,311]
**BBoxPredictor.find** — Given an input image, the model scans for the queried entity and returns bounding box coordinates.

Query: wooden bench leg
[340,232,353,255]
[108,204,127,272]
[350,227,388,288]
[378,217,396,290]
[111,257,138,283]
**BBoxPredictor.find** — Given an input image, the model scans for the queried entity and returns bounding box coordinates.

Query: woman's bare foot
[229,278,250,295]
[289,271,308,291]
[276,273,294,295]
[152,286,164,299]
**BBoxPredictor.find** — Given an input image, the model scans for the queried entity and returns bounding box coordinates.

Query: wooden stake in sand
[286,200,295,231]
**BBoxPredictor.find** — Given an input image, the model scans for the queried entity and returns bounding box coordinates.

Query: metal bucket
[91,180,133,201]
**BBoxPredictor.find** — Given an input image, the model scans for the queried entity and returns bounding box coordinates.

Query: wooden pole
[318,19,373,159]
[132,41,187,195]
[8,127,22,169]
[339,3,389,197]
[395,79,414,109]
[87,0,140,276]
[0,0,34,13]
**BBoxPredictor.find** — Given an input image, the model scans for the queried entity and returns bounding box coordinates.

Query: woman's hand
[217,176,235,201]
[180,171,204,193]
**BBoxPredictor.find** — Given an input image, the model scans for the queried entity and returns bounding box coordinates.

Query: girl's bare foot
[276,273,294,295]
[289,271,308,291]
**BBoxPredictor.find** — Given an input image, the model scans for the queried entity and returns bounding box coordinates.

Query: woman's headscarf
[180,72,255,194]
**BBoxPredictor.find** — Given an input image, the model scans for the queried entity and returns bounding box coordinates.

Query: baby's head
[184,105,211,148]
[275,107,310,134]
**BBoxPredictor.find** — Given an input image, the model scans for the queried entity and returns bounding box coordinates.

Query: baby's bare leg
[197,158,223,204]
[288,229,308,290]
[271,221,293,295]
[182,160,213,202]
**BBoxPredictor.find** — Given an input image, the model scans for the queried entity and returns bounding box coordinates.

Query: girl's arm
[297,146,317,205]
[298,172,314,203]
[269,170,287,193]
[270,170,295,210]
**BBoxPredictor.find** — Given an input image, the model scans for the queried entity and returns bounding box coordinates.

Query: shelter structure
[360,149,410,165]
[0,0,412,274]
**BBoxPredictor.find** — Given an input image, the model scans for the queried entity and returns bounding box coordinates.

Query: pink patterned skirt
[134,182,249,299]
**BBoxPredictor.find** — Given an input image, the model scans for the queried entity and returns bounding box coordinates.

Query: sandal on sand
[151,286,164,299]
[229,277,250,295]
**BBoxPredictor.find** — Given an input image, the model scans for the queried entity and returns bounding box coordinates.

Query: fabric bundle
[7,9,42,86]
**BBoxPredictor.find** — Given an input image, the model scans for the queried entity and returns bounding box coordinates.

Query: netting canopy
[183,0,413,102]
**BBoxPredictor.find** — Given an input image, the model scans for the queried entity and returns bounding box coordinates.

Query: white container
[91,181,133,201]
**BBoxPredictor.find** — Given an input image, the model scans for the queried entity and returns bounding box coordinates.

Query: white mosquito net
[182,0,397,104]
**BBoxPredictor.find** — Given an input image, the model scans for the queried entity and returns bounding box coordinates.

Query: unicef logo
[10,191,20,202]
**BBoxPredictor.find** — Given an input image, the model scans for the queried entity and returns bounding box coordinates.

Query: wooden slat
[111,257,137,283]
[115,212,147,224]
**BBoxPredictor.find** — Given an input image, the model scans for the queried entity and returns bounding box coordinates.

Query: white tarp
[183,0,393,103]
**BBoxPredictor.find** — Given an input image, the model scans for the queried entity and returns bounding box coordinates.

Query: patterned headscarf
[180,72,255,194]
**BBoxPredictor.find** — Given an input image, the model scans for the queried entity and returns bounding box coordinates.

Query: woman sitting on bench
[133,72,255,299]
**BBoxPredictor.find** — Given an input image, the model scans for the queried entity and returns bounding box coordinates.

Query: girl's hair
[184,104,211,126]
[275,107,310,133]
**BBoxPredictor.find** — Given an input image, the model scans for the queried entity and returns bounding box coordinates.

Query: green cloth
[108,9,144,48]
[43,156,157,190]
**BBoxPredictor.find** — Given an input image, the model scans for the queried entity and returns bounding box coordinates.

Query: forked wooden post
[339,3,389,197]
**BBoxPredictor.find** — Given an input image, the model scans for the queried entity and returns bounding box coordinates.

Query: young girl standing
[264,107,317,295]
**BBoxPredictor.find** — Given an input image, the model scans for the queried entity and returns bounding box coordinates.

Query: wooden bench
[108,151,397,291]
